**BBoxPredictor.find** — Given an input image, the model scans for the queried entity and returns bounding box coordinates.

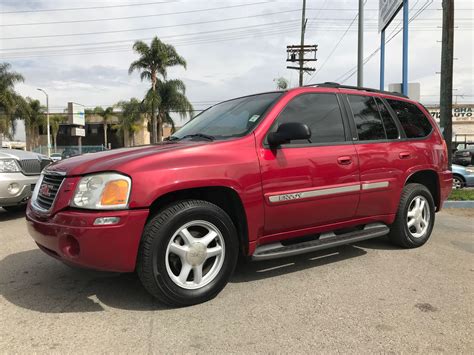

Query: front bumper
[0,172,39,207]
[26,206,149,272]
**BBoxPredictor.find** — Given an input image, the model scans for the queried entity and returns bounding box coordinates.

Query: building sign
[379,0,403,32]
[428,106,474,123]
[71,127,86,137]
[68,102,86,126]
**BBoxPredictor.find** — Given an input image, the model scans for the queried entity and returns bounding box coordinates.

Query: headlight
[70,173,131,210]
[0,159,20,173]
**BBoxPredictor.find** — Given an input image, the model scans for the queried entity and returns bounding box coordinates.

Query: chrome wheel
[165,220,225,290]
[406,195,430,238]
[452,177,463,189]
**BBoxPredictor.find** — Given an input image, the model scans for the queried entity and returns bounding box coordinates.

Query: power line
[305,4,361,84]
[0,1,180,14]
[1,25,303,59]
[335,0,433,84]
[1,9,304,40]
[0,18,301,52]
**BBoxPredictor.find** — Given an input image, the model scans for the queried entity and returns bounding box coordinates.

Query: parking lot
[0,207,472,353]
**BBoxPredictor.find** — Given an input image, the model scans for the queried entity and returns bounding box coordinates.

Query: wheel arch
[405,169,440,210]
[147,186,249,255]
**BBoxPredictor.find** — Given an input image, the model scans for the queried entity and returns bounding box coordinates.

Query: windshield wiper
[176,133,215,141]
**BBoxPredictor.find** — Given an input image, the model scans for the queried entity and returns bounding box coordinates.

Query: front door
[258,92,360,238]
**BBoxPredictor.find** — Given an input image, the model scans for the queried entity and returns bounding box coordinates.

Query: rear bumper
[438,170,453,210]
[26,206,149,272]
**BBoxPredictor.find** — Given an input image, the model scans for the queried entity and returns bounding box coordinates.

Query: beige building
[425,104,474,146]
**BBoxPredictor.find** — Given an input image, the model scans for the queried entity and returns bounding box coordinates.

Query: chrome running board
[252,223,389,261]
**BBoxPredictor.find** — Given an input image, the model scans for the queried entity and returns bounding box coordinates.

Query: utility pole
[37,88,50,157]
[299,0,307,86]
[357,0,364,86]
[439,0,454,167]
[286,0,316,85]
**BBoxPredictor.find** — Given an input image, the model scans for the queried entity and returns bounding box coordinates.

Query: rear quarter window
[386,99,433,138]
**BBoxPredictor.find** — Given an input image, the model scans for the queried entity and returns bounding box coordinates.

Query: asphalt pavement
[0,207,472,353]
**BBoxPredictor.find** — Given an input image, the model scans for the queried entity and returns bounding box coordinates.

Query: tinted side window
[275,93,346,144]
[347,95,385,141]
[376,98,399,139]
[386,99,433,138]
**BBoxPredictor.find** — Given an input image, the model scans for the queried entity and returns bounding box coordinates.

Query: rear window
[386,99,433,138]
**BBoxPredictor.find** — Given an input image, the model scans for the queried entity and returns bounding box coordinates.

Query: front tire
[137,200,238,306]
[388,183,435,248]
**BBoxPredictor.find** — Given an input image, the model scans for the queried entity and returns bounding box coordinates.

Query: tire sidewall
[147,203,238,305]
[400,186,435,247]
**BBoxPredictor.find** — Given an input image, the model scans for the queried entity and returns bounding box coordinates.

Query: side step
[252,223,390,261]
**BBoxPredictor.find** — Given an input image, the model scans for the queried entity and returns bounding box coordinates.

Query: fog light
[7,183,20,195]
[94,217,120,225]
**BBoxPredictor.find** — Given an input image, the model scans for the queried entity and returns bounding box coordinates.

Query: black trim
[304,82,408,98]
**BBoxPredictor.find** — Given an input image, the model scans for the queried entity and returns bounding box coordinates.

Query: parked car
[50,153,62,162]
[452,164,474,189]
[1,149,51,212]
[26,83,452,306]
[61,148,80,160]
[453,148,474,166]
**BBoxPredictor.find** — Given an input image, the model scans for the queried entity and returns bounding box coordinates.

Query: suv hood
[46,142,207,176]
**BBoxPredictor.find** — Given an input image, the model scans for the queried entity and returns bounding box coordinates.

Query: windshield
[170,92,282,140]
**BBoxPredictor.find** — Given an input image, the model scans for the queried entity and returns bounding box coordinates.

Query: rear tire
[388,183,435,248]
[137,199,238,307]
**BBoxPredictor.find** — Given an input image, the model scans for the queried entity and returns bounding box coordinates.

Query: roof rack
[304,82,409,99]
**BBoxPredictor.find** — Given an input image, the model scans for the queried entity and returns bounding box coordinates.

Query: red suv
[26,83,452,306]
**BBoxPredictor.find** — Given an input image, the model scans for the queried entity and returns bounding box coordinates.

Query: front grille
[19,159,41,175]
[35,174,65,211]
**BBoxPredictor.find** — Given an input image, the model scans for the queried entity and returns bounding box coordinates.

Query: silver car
[0,149,52,212]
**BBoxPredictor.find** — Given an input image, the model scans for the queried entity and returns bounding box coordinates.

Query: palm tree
[50,115,67,152]
[24,98,45,150]
[128,37,186,143]
[93,106,114,149]
[115,98,143,147]
[144,79,193,137]
[0,63,24,145]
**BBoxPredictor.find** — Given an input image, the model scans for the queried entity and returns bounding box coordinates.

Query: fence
[32,145,106,156]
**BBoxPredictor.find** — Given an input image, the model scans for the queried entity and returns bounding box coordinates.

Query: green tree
[93,106,114,149]
[273,77,289,90]
[115,98,143,147]
[50,115,67,152]
[144,79,193,137]
[0,63,24,145]
[24,98,45,150]
[128,36,187,143]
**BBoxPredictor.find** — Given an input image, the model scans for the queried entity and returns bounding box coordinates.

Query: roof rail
[304,82,409,99]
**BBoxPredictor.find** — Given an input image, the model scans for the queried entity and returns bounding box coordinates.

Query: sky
[1,0,473,135]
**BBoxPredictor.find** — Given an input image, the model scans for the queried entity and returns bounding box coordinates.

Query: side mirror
[267,122,311,147]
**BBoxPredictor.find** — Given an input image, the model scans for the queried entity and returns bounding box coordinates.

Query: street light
[37,88,51,157]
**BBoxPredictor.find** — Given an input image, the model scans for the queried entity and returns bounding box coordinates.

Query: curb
[444,201,474,208]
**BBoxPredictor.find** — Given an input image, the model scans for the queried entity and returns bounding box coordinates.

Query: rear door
[343,94,414,217]
[259,92,360,238]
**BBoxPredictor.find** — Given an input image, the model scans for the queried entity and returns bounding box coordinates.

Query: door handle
[337,156,352,165]
[399,152,411,159]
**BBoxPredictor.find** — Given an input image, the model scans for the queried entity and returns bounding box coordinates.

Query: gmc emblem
[39,183,52,197]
